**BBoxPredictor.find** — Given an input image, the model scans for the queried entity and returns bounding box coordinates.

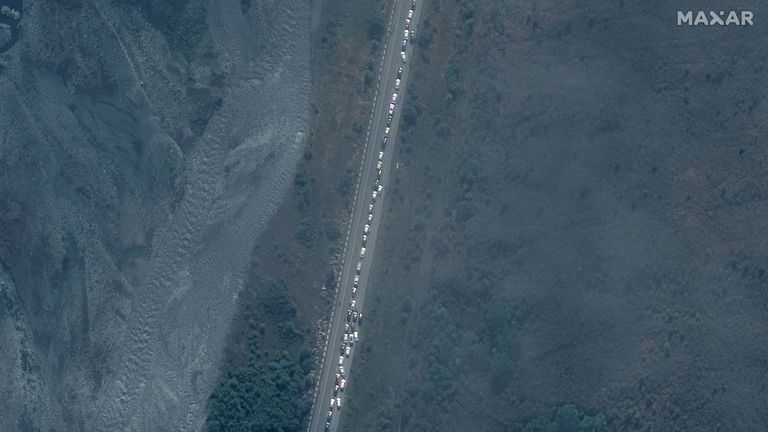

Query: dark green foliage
[206,353,309,432]
[366,16,385,41]
[207,275,309,431]
[240,0,252,14]
[519,404,607,432]
[258,280,297,322]
[294,171,315,210]
[296,219,317,247]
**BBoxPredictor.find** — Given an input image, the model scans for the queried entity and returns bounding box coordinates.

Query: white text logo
[677,10,753,26]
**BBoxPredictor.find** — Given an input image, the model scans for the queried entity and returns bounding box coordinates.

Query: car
[408,9,413,18]
[339,365,344,374]
[406,18,411,28]
[340,344,345,355]
[360,247,366,258]
[345,346,351,357]
[362,235,367,247]
[386,117,392,127]
[334,385,339,396]
[340,378,346,390]
[377,184,383,193]
[410,30,416,42]
[330,399,336,409]
[384,126,390,136]
[368,204,374,213]
[352,311,359,322]
[353,275,359,286]
[392,93,398,102]
[401,39,407,51]
[325,422,331,431]
[351,299,356,308]
[339,355,344,365]
[382,136,388,148]
[395,79,400,90]
[354,331,359,341]
[401,51,407,63]
[372,191,377,200]
[336,397,342,410]
[377,161,382,170]
[356,261,362,273]
[346,310,352,322]
[368,213,373,223]
[364,224,370,234]
[404,29,409,39]
[389,102,395,111]
[379,151,384,160]
[343,333,348,343]
[358,313,364,326]
[397,67,403,79]
[412,0,416,8]
[377,169,383,179]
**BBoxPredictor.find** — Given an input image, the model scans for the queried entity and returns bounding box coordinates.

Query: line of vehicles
[323,2,417,430]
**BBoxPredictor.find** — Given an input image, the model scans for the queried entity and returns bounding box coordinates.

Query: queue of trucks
[324,2,416,430]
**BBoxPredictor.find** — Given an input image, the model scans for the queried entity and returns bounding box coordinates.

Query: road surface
[306,1,422,431]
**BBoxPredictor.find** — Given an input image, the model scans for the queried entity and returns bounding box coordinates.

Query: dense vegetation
[343,0,768,431]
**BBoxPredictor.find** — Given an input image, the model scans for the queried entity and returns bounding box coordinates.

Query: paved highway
[306,1,423,431]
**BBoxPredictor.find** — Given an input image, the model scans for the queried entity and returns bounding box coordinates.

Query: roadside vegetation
[205,0,389,429]
[342,0,768,431]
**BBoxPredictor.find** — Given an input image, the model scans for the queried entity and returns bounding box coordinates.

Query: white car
[340,379,346,390]
[404,29,409,39]
[339,355,344,365]
[377,161,382,170]
[377,184,383,193]
[384,126,390,136]
[392,93,398,102]
[345,346,351,357]
[395,79,400,90]
[364,224,369,234]
[343,334,348,343]
[372,191,377,200]
[351,300,356,308]
[360,247,366,258]
[356,261,362,273]
[378,151,384,160]
[408,9,413,18]
[354,275,359,285]
[362,234,367,246]
[331,399,336,409]
[401,51,407,63]
[339,365,344,374]
[336,397,342,410]
[406,18,411,28]
[354,331,359,342]
[368,213,373,223]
